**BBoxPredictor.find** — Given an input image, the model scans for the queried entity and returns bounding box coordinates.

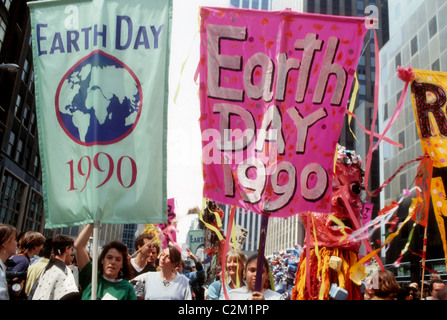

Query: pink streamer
[363,28,381,196]
[221,206,236,300]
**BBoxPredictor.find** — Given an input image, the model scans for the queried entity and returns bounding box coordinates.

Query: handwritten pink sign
[200,7,367,217]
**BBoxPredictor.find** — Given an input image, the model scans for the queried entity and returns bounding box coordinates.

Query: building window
[333,0,340,15]
[0,17,6,52]
[429,15,437,38]
[24,145,31,170]
[230,0,240,7]
[399,131,405,147]
[2,0,12,10]
[400,174,407,191]
[395,52,401,69]
[21,59,30,83]
[383,102,388,121]
[14,139,23,163]
[33,155,41,179]
[307,0,315,13]
[29,111,36,135]
[23,190,44,232]
[320,0,327,14]
[22,104,30,128]
[28,69,35,92]
[0,171,26,226]
[411,36,418,56]
[14,94,22,118]
[261,0,269,10]
[6,131,16,156]
[432,59,440,71]
[383,142,390,160]
[242,0,249,8]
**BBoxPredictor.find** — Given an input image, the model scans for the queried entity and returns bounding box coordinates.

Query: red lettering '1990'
[66,152,137,191]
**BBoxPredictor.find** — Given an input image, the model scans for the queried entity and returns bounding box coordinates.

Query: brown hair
[17,231,45,254]
[99,240,131,280]
[0,224,17,247]
[374,269,399,299]
[134,233,153,251]
[167,245,181,268]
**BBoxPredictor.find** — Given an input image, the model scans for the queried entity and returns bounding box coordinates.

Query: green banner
[28,0,172,228]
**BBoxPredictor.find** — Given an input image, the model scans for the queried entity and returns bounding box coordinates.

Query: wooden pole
[255,213,269,292]
[91,221,99,300]
[420,225,428,300]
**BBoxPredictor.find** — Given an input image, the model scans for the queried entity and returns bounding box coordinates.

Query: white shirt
[228,286,284,300]
[0,259,9,300]
[133,271,192,300]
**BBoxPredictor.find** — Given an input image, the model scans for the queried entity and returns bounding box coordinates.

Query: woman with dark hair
[132,245,192,300]
[228,253,283,300]
[0,224,17,300]
[29,235,80,300]
[74,224,136,300]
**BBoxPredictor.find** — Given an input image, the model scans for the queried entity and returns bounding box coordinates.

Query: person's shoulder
[209,280,222,289]
[264,289,283,300]
[176,273,191,284]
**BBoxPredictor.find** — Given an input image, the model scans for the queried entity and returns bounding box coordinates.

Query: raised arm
[74,224,94,271]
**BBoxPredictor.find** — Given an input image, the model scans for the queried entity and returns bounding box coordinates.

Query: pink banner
[200,7,367,217]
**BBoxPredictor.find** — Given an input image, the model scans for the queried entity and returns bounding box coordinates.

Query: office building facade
[378,0,447,279]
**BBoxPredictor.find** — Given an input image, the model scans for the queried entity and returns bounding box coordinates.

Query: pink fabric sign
[200,7,367,217]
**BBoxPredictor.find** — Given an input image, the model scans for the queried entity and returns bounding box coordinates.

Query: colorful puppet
[292,146,365,300]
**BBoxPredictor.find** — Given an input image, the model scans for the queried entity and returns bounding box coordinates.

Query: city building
[378,0,447,281]
[0,0,124,244]
[0,0,49,237]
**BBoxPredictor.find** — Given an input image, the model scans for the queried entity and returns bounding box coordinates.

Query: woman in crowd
[370,269,399,300]
[228,253,283,300]
[132,245,191,300]
[6,230,45,299]
[0,224,17,300]
[207,249,247,300]
[29,235,80,300]
[74,224,136,300]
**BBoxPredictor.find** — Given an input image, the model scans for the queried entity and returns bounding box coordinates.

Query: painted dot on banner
[433,189,438,195]
[440,192,445,198]
[440,148,445,153]
[441,159,446,164]
[437,201,443,208]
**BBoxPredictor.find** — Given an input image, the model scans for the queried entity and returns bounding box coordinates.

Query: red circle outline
[55,50,143,146]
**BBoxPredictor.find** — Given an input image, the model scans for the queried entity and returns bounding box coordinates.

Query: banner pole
[255,213,269,292]
[420,225,428,300]
[91,220,100,300]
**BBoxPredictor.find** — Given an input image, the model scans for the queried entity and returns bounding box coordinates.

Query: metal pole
[91,221,99,300]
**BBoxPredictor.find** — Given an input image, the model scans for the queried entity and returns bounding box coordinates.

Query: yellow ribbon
[347,73,359,141]
[329,215,348,243]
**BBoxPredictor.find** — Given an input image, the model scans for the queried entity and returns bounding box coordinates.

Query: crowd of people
[0,223,281,300]
[1,222,446,300]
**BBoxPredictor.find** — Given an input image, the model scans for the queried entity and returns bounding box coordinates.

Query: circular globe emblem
[55,50,142,146]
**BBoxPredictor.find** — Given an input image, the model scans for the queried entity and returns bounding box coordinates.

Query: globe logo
[55,50,142,146]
